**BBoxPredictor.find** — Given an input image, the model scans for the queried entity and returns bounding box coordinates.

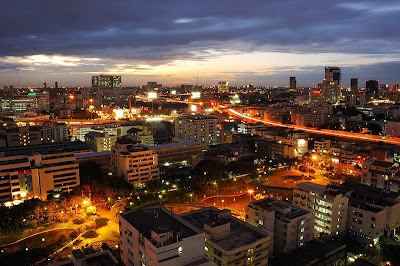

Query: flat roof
[295,182,342,196]
[181,207,270,251]
[75,151,111,159]
[271,240,346,266]
[371,159,395,168]
[121,205,199,242]
[252,198,310,220]
[142,139,202,150]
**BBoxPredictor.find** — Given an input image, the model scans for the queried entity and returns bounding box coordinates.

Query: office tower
[146,81,161,92]
[322,79,340,104]
[92,75,121,88]
[0,151,80,203]
[366,80,379,99]
[181,207,271,265]
[379,84,389,98]
[324,66,341,88]
[43,82,47,88]
[394,84,399,92]
[55,81,58,89]
[246,198,314,255]
[111,138,159,185]
[218,81,229,93]
[119,205,212,266]
[350,78,358,92]
[175,115,218,147]
[293,182,349,236]
[290,77,296,90]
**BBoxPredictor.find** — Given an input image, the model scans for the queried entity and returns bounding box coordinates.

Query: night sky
[1,0,400,87]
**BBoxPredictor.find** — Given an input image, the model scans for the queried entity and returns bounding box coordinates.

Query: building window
[300,236,304,240]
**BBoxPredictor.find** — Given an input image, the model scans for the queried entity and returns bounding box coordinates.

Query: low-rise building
[111,138,159,185]
[314,139,331,154]
[119,205,212,266]
[6,126,41,147]
[85,132,117,152]
[340,182,400,244]
[256,139,295,159]
[127,127,154,146]
[362,158,400,192]
[246,198,314,255]
[181,207,271,266]
[293,182,349,236]
[142,138,204,167]
[53,123,69,142]
[0,151,80,204]
[270,240,346,266]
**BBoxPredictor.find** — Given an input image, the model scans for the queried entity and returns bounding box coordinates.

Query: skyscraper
[54,81,58,89]
[322,79,340,104]
[290,76,296,90]
[350,78,358,92]
[324,66,341,88]
[366,80,379,99]
[92,75,121,88]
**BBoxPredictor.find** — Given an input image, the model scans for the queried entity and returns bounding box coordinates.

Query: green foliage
[95,218,109,228]
[380,243,400,265]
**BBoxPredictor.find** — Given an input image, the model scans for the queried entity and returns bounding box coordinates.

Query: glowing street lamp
[312,155,318,161]
[190,193,193,203]
[248,189,254,202]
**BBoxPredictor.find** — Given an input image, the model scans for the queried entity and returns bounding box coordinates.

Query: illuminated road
[137,96,400,145]
[223,107,400,145]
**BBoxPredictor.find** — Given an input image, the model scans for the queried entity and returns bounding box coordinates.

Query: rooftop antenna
[15,66,20,88]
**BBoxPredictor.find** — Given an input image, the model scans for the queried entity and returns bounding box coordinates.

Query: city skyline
[1,0,400,87]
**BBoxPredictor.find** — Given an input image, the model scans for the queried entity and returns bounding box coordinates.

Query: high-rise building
[218,81,229,93]
[119,205,212,266]
[175,115,218,147]
[293,182,349,236]
[394,84,399,93]
[324,66,341,88]
[111,138,159,185]
[366,80,379,99]
[350,78,358,92]
[246,198,314,255]
[290,77,296,90]
[92,75,121,88]
[322,79,340,104]
[55,81,58,89]
[181,207,271,266]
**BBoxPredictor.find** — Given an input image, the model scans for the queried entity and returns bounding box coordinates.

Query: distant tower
[43,82,47,88]
[350,78,358,92]
[55,81,58,89]
[290,77,296,90]
[366,80,379,99]
[325,66,341,88]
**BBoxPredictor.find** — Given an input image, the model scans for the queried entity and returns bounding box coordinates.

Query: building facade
[246,198,314,255]
[119,205,211,266]
[293,182,349,236]
[175,115,218,147]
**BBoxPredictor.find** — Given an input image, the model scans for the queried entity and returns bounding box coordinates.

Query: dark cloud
[1,0,400,85]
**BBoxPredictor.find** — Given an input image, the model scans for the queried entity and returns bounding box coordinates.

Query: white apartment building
[111,139,159,185]
[293,182,349,236]
[362,158,400,192]
[175,115,218,147]
[119,205,212,266]
[246,198,314,255]
[0,151,80,204]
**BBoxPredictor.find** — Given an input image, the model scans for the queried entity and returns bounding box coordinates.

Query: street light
[190,193,193,204]
[248,189,254,202]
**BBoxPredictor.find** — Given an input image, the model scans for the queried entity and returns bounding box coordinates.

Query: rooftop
[270,240,346,266]
[49,250,119,266]
[75,151,111,159]
[251,198,310,220]
[295,182,342,197]
[120,205,200,246]
[143,139,202,150]
[370,159,396,169]
[179,115,216,121]
[180,207,270,251]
